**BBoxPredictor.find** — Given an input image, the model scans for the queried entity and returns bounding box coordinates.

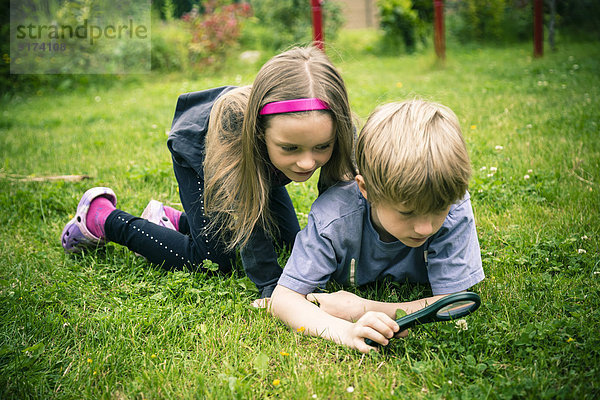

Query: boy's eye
[281,146,298,152]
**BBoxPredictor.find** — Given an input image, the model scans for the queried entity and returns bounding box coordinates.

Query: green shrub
[241,0,344,51]
[376,0,425,53]
[151,18,191,71]
[182,1,253,68]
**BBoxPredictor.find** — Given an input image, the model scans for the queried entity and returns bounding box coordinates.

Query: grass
[1,33,599,398]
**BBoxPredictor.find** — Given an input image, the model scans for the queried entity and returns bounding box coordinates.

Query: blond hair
[356,100,471,213]
[204,46,356,251]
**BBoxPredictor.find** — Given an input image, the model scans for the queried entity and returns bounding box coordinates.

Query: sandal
[140,200,176,231]
[61,187,117,253]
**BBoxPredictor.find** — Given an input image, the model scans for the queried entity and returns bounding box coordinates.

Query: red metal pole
[533,0,543,57]
[311,0,324,50]
[433,0,445,61]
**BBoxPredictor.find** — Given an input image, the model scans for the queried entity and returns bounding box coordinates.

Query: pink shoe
[141,200,177,231]
[61,187,117,253]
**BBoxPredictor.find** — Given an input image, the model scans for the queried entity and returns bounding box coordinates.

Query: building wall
[335,0,379,29]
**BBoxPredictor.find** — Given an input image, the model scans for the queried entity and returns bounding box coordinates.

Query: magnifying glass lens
[436,300,477,318]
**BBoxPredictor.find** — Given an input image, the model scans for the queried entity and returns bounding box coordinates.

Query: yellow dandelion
[567,337,575,343]
[396,82,403,88]
[93,370,97,375]
[280,351,289,356]
[296,326,305,333]
[151,354,157,359]
[272,379,280,386]
[87,358,92,363]
[470,125,477,130]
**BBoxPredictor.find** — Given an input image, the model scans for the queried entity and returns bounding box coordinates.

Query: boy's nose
[414,218,434,236]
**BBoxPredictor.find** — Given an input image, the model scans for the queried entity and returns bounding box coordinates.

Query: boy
[270,100,485,353]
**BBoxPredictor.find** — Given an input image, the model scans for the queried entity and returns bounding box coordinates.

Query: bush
[241,0,344,51]
[151,19,191,72]
[182,0,253,68]
[376,0,425,53]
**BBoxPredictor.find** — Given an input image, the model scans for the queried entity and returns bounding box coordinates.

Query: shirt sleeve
[425,196,485,295]
[240,225,282,298]
[278,213,338,295]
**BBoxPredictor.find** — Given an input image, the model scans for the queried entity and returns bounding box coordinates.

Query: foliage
[182,0,253,68]
[451,0,509,43]
[446,0,600,44]
[240,0,344,52]
[555,0,600,37]
[152,0,196,20]
[376,0,425,53]
[151,18,191,72]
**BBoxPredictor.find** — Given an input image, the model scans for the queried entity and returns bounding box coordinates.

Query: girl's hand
[343,311,399,353]
[307,290,370,321]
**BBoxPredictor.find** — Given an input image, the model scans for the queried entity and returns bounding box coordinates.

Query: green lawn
[1,37,599,399]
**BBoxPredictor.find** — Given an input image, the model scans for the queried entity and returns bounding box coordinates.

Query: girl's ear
[355,175,368,200]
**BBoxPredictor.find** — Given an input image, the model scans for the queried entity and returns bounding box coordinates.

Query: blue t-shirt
[278,181,484,296]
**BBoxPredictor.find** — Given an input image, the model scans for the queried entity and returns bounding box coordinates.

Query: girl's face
[264,112,335,182]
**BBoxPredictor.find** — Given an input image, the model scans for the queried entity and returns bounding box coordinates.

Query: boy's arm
[270,285,399,353]
[308,290,454,321]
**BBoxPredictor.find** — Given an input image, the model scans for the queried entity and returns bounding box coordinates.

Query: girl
[61,46,357,299]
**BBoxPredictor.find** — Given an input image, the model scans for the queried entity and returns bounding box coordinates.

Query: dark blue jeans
[104,160,300,295]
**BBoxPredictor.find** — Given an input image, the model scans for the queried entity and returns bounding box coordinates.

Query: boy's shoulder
[310,180,366,228]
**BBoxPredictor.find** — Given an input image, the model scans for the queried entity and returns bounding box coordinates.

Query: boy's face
[264,112,335,182]
[356,175,450,247]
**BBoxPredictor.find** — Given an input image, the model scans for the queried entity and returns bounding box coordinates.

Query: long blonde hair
[356,100,471,213]
[204,46,356,251]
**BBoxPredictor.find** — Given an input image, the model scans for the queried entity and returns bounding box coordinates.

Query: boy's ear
[355,175,368,199]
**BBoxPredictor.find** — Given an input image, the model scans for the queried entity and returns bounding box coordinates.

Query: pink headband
[259,98,329,115]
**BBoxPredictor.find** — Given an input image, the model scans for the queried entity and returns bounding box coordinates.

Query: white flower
[448,380,453,385]
[480,166,487,171]
[312,395,318,399]
[490,167,497,172]
[346,386,355,393]
[487,173,494,178]
[524,175,530,180]
[495,145,504,150]
[455,319,468,331]
[578,249,587,254]
[581,235,589,240]
[528,169,533,173]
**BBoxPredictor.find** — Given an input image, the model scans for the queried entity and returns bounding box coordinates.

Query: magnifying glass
[365,292,481,347]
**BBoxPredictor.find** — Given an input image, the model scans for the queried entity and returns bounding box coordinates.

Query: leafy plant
[182,0,253,67]
[376,0,425,53]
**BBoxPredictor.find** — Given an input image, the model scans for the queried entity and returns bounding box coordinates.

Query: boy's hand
[344,311,399,353]
[307,290,370,321]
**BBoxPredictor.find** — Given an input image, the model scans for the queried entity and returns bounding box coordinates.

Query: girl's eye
[315,143,332,151]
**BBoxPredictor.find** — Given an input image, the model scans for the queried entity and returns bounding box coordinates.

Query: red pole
[533,0,543,57]
[433,0,445,61]
[311,0,324,50]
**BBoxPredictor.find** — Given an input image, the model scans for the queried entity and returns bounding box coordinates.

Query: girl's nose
[296,153,316,171]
